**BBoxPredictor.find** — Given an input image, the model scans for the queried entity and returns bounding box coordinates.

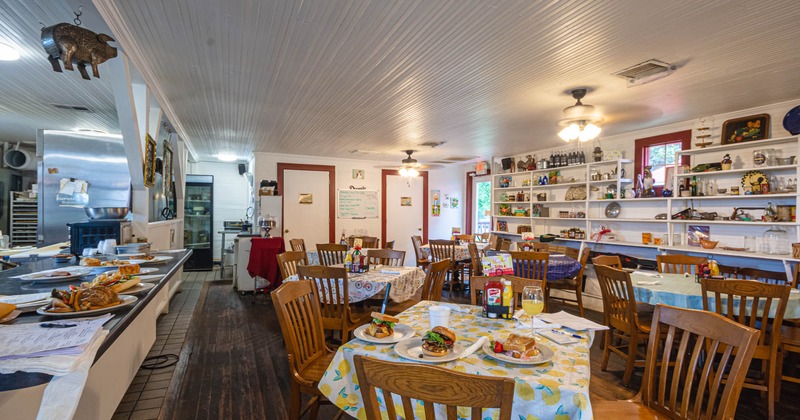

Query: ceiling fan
[373,150,442,175]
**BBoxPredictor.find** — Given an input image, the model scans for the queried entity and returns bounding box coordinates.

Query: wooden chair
[383,240,395,249]
[411,235,430,269]
[593,304,760,420]
[546,247,589,317]
[297,265,371,342]
[478,232,490,242]
[429,239,464,293]
[316,243,347,266]
[467,242,483,279]
[718,264,742,278]
[509,251,548,281]
[289,238,306,252]
[656,254,707,275]
[737,267,789,285]
[594,264,652,386]
[701,278,790,420]
[277,251,308,280]
[470,275,546,311]
[488,234,500,251]
[498,238,512,251]
[353,355,515,420]
[592,254,623,269]
[562,246,580,260]
[780,323,800,386]
[348,236,378,248]
[365,249,405,267]
[384,259,450,315]
[456,233,474,243]
[271,280,339,419]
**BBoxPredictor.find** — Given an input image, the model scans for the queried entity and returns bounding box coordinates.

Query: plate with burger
[482,333,554,365]
[394,326,465,362]
[354,312,415,344]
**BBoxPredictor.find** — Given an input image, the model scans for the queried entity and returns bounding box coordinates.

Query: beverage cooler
[184,174,214,271]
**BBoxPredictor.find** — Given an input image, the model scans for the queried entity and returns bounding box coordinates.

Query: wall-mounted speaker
[238,163,246,175]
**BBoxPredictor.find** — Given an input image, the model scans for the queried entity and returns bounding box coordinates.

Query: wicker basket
[792,243,800,259]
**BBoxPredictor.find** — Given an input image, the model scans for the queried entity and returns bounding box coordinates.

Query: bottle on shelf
[690,176,697,196]
[549,152,555,167]
[580,150,586,164]
[340,230,347,245]
[765,201,777,222]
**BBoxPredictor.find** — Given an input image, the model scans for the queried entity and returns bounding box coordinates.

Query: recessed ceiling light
[0,42,20,61]
[218,152,237,162]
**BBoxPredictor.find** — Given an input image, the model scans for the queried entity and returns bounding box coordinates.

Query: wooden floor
[154,272,800,420]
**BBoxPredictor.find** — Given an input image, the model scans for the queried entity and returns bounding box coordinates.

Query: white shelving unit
[490,136,800,267]
[10,191,38,246]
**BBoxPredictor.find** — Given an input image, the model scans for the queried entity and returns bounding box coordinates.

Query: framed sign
[143,134,157,188]
[721,114,770,144]
[162,140,173,197]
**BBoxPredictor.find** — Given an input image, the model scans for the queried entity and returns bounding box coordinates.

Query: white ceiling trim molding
[92,0,199,162]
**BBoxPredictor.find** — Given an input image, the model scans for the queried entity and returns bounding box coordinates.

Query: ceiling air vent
[612,59,676,87]
[441,156,479,162]
[51,103,93,112]
[418,141,446,148]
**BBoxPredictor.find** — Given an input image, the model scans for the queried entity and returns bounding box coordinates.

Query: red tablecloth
[247,237,286,289]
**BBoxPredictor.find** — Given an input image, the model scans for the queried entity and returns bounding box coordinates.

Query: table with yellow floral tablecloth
[318,300,593,419]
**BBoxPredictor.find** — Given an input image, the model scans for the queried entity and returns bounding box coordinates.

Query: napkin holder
[482,304,513,319]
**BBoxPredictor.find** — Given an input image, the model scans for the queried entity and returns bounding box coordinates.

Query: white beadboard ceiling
[3,1,800,163]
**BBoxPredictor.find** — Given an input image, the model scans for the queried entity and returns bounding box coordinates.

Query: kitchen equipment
[762,226,790,255]
[700,239,719,249]
[116,242,151,255]
[775,156,796,165]
[84,207,129,220]
[604,202,621,218]
[68,220,132,257]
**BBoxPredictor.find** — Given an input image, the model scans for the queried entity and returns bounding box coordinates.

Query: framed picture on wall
[162,140,173,197]
[143,134,157,188]
[721,114,770,144]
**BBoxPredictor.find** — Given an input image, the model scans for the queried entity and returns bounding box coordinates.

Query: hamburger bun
[422,346,450,357]
[112,277,141,293]
[370,312,399,323]
[432,326,456,342]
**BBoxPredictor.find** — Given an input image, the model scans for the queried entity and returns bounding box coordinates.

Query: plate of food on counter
[80,264,153,295]
[354,312,416,344]
[38,285,137,317]
[0,292,52,312]
[126,255,173,265]
[482,334,554,365]
[18,266,93,282]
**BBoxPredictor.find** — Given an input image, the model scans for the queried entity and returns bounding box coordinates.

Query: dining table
[630,271,800,318]
[285,265,425,304]
[317,300,593,419]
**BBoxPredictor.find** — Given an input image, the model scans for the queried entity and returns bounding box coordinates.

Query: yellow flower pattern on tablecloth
[318,301,593,419]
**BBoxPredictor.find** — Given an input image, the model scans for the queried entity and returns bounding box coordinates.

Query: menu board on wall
[337,189,379,219]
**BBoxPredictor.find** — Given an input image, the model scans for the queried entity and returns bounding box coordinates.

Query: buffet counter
[0,249,192,419]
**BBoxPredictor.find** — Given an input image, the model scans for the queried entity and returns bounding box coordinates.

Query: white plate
[481,341,555,365]
[136,274,165,283]
[118,282,155,295]
[18,267,93,282]
[127,255,173,265]
[37,295,138,317]
[394,337,467,363]
[354,324,416,344]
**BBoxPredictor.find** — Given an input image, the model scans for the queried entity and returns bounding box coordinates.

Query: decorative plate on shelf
[741,170,768,188]
[783,105,800,135]
[565,186,587,201]
[604,202,621,218]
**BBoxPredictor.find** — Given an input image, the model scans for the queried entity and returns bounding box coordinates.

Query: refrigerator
[184,174,213,271]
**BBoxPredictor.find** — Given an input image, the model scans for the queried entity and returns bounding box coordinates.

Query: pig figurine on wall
[41,23,118,80]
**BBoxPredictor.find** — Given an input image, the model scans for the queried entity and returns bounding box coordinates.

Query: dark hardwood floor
[160,278,800,420]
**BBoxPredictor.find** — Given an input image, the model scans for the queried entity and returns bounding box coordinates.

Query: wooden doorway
[277,163,336,243]
[381,170,428,265]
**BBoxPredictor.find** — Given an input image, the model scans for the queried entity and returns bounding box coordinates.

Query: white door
[283,169,330,248]
[472,176,492,233]
[385,175,425,266]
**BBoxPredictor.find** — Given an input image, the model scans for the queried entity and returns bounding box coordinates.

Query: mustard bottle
[502,279,514,319]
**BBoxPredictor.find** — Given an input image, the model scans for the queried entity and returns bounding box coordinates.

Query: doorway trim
[381,169,429,246]
[277,163,336,243]
[464,171,476,234]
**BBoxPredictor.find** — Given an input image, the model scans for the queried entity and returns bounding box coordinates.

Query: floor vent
[612,59,676,87]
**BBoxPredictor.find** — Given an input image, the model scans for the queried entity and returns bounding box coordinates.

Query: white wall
[187,161,250,260]
[251,152,466,244]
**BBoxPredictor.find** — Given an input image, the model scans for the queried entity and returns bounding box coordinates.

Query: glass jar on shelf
[762,226,790,255]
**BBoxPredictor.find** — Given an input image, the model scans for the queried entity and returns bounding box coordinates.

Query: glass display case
[184,174,214,271]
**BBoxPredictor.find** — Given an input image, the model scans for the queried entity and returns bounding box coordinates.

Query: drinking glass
[521,286,544,337]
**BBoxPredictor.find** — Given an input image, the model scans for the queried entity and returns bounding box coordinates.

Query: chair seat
[592,400,661,419]
[781,324,800,347]
[636,302,655,314]
[301,351,337,383]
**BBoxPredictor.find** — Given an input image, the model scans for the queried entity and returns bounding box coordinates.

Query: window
[634,130,692,194]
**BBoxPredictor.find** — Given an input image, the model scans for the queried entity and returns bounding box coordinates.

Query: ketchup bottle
[483,279,504,318]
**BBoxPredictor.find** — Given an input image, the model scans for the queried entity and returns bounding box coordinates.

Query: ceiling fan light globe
[399,167,409,177]
[407,168,419,177]
[579,123,601,142]
[558,124,580,141]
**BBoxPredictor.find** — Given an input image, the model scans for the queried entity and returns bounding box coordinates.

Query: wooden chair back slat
[640,305,760,420]
[316,243,347,266]
[348,236,379,248]
[509,251,549,280]
[297,265,350,333]
[592,254,623,269]
[429,239,456,263]
[656,254,707,275]
[353,355,515,420]
[366,249,405,267]
[737,267,788,285]
[289,238,306,252]
[384,240,395,249]
[277,251,308,280]
[467,243,483,277]
[456,234,474,243]
[470,275,546,309]
[422,259,450,301]
[271,281,328,373]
